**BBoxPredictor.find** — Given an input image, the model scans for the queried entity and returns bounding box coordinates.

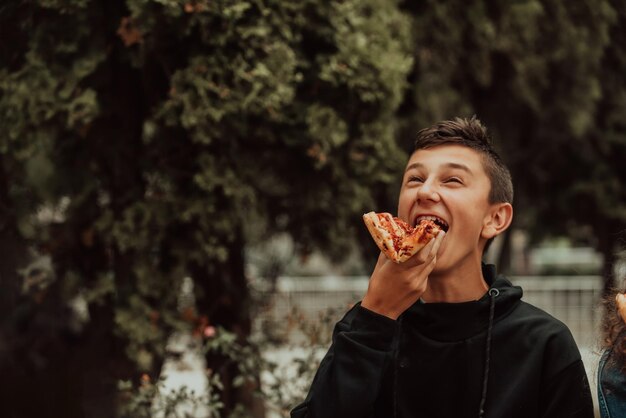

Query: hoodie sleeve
[538,327,595,418]
[290,303,399,418]
[539,359,594,418]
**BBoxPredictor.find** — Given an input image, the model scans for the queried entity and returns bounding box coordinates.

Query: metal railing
[258,275,604,348]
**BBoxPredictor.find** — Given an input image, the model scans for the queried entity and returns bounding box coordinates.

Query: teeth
[415,215,449,228]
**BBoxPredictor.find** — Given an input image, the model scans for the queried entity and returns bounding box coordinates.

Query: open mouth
[414,215,449,233]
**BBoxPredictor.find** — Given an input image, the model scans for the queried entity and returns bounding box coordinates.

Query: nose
[416,179,440,203]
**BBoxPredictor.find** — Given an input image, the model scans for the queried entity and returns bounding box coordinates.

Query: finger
[407,254,436,293]
[375,251,387,267]
[430,230,446,256]
[410,237,438,264]
[416,231,445,262]
[370,252,391,279]
[423,254,438,275]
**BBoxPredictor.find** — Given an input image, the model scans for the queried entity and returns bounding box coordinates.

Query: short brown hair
[413,116,513,205]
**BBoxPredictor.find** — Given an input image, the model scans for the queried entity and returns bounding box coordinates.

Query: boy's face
[397,144,505,275]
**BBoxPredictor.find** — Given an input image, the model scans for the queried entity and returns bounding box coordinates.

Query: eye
[444,177,463,184]
[407,175,424,184]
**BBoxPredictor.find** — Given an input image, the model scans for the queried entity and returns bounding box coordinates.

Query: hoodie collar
[403,264,523,342]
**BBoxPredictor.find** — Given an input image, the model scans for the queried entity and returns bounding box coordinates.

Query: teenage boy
[291,117,594,418]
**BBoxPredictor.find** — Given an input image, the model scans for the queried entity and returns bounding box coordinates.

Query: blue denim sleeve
[598,349,626,418]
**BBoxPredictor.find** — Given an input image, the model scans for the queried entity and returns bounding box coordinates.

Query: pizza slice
[363,211,443,263]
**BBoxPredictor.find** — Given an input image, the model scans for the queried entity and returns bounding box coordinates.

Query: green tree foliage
[2,0,626,416]
[568,0,626,291]
[399,0,622,283]
[0,0,412,416]
[401,0,613,207]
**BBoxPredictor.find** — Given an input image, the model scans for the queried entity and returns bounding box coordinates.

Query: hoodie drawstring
[393,315,403,418]
[479,288,499,418]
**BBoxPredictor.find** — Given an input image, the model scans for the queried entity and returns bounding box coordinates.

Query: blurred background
[0,0,625,417]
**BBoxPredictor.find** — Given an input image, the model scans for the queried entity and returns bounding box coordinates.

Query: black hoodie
[291,265,594,418]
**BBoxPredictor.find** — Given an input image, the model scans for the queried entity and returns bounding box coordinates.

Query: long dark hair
[601,288,626,371]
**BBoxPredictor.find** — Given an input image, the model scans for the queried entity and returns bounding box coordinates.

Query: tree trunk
[192,226,265,418]
[0,158,30,321]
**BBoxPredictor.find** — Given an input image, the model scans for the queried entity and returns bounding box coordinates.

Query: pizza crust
[363,212,399,262]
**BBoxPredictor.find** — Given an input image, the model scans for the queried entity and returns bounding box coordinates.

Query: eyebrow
[404,162,473,174]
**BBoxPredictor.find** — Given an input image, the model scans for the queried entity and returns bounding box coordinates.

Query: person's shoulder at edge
[492,272,573,335]
[507,297,575,335]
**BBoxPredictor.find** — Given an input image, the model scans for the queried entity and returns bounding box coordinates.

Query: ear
[481,202,513,240]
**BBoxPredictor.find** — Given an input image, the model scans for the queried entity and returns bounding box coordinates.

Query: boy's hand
[616,293,626,324]
[361,231,445,320]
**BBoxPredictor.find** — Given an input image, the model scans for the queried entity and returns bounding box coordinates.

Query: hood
[403,264,523,342]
